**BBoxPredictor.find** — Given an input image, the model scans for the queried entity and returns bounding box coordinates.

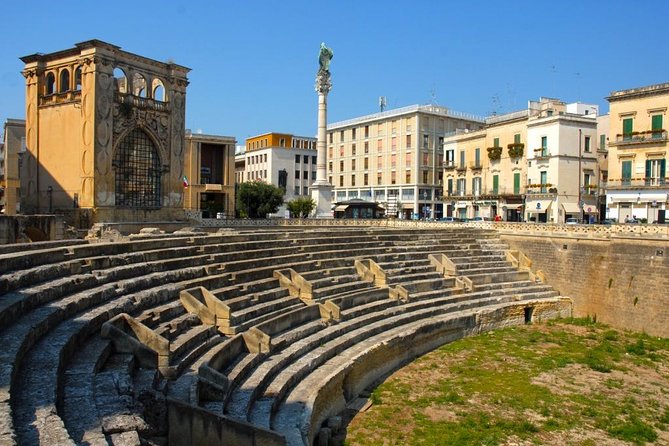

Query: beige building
[606,82,668,223]
[20,40,190,225]
[242,132,317,216]
[443,98,600,222]
[327,105,485,219]
[1,119,25,215]
[183,132,236,218]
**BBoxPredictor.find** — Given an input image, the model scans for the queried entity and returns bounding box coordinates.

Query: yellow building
[327,105,485,219]
[20,40,190,225]
[1,119,25,215]
[183,132,236,218]
[606,82,669,223]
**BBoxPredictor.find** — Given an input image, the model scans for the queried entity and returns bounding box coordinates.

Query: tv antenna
[379,96,387,112]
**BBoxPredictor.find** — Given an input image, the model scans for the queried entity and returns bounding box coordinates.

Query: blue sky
[1,0,668,144]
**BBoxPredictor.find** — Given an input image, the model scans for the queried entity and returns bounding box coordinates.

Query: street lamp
[422,190,427,219]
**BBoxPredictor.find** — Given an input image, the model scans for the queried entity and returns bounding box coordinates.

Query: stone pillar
[310,44,334,218]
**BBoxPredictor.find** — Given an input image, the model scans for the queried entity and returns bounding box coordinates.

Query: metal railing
[612,131,668,145]
[603,178,668,189]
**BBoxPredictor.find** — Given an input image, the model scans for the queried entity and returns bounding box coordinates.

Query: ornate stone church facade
[20,40,190,224]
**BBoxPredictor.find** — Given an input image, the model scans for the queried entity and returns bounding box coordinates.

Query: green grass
[346,318,669,446]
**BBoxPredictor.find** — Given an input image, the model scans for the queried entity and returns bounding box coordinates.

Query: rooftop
[328,104,485,130]
[607,81,669,101]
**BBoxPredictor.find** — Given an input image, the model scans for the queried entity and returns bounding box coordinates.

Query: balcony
[444,161,456,170]
[604,178,668,190]
[470,162,483,171]
[610,130,668,146]
[455,164,467,173]
[526,184,557,195]
[39,90,82,106]
[533,148,550,159]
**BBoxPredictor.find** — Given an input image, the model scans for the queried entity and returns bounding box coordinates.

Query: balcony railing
[533,148,550,158]
[612,130,668,145]
[455,164,467,172]
[470,162,483,170]
[444,161,456,170]
[446,187,525,198]
[39,90,82,106]
[603,178,668,189]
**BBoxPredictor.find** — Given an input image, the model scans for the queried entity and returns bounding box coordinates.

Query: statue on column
[316,43,333,94]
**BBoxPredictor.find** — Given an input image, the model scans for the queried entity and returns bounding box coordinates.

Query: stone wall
[0,215,63,244]
[502,233,669,337]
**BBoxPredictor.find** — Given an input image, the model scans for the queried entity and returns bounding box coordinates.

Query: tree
[236,180,284,218]
[286,196,316,218]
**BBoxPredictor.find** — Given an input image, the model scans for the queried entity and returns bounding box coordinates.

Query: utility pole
[578,129,583,223]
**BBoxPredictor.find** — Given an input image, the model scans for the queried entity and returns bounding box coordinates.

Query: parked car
[600,218,616,225]
[566,217,579,225]
[470,216,492,222]
[438,216,456,222]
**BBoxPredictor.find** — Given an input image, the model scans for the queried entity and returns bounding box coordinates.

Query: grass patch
[347,319,669,446]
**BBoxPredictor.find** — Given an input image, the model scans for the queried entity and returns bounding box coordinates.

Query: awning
[526,200,552,213]
[334,205,349,211]
[561,202,581,214]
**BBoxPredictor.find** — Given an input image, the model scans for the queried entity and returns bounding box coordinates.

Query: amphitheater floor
[343,318,669,446]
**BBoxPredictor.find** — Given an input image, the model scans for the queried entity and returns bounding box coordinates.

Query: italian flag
[183,176,189,188]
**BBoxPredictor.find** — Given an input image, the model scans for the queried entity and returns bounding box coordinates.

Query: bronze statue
[318,42,333,73]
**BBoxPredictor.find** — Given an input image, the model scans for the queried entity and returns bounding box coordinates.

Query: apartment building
[327,105,485,219]
[183,131,236,218]
[443,98,600,222]
[606,82,669,223]
[1,119,26,215]
[243,132,317,216]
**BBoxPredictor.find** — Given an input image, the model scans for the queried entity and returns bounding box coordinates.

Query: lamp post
[578,129,583,223]
[422,190,427,219]
[47,186,53,214]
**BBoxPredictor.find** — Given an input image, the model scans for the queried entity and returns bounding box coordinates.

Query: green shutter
[600,134,606,151]
[513,173,520,194]
[514,134,521,144]
[646,160,652,179]
[652,115,663,130]
[622,160,632,180]
[475,148,480,166]
[661,159,666,179]
[623,118,633,138]
[493,175,499,194]
[447,178,453,194]
[494,137,499,147]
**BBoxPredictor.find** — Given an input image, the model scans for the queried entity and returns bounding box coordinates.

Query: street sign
[587,207,592,212]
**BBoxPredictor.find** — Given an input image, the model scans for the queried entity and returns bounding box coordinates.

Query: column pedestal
[310,181,334,218]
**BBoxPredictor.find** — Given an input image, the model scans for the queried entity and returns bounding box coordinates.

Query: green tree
[236,180,285,218]
[286,196,316,218]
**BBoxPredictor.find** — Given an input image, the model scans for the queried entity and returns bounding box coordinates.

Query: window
[329,133,333,143]
[351,174,355,186]
[364,173,368,185]
[540,171,547,193]
[422,152,429,166]
[474,148,480,167]
[405,153,411,167]
[513,172,520,195]
[423,134,429,149]
[623,118,633,140]
[114,128,162,208]
[364,157,369,169]
[600,134,606,151]
[312,170,316,180]
[377,172,382,184]
[295,170,300,179]
[352,144,356,155]
[652,115,664,139]
[541,136,548,156]
[406,134,411,148]
[391,171,396,184]
[328,161,332,172]
[304,171,308,180]
[340,130,344,142]
[584,136,591,153]
[391,137,397,151]
[493,137,500,147]
[377,140,383,152]
[391,154,397,168]
[493,175,499,194]
[584,173,591,188]
[459,151,465,168]
[377,155,382,168]
[364,125,369,138]
[447,178,453,195]
[339,176,344,187]
[312,156,317,164]
[364,141,369,153]
[377,123,383,136]
[328,147,333,158]
[445,150,454,167]
[473,177,481,196]
[294,185,300,195]
[514,134,521,144]
[457,178,466,195]
[339,146,344,157]
[406,171,411,183]
[352,128,357,139]
[339,161,344,171]
[645,159,666,185]
[422,170,429,184]
[295,154,300,163]
[46,72,56,94]
[59,69,70,93]
[351,159,356,170]
[279,138,285,147]
[74,67,82,91]
[438,136,444,149]
[622,160,632,185]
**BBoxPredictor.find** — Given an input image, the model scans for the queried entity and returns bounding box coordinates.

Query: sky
[1,0,668,145]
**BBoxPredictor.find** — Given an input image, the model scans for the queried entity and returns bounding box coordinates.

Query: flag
[183,176,189,188]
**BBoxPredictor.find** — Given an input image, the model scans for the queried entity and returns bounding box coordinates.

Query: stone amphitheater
[0,225,572,446]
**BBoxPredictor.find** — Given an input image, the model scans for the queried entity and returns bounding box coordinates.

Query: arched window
[113,67,127,93]
[46,72,56,95]
[114,128,162,208]
[59,69,70,93]
[74,66,82,91]
[152,78,166,102]
[133,72,147,98]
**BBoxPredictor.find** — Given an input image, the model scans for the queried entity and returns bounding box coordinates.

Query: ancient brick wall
[501,233,669,337]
